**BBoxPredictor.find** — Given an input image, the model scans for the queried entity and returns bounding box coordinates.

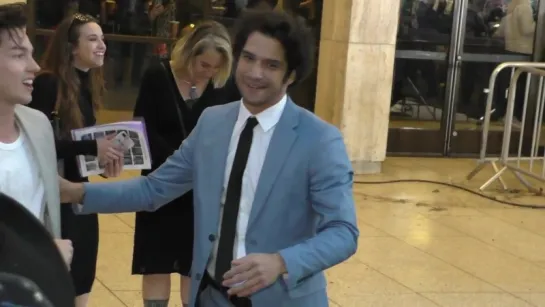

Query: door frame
[388,0,465,156]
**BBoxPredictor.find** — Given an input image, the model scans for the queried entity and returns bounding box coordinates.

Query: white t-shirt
[0,131,45,219]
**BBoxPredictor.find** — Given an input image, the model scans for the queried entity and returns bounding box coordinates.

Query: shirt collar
[237,95,287,132]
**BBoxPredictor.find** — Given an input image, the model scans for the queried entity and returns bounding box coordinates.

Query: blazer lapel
[202,102,240,209]
[248,99,299,229]
[14,109,54,221]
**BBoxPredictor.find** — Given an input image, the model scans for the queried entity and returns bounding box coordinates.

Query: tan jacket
[14,104,61,238]
[496,1,535,54]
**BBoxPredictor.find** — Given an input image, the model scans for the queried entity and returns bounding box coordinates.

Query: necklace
[180,79,199,101]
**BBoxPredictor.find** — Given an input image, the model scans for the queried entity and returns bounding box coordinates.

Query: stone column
[314,0,400,174]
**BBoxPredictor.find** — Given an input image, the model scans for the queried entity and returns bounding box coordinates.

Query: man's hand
[58,176,84,204]
[222,253,287,297]
[54,239,73,269]
[97,133,124,166]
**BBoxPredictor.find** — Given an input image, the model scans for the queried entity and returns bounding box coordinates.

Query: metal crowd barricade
[466,62,545,192]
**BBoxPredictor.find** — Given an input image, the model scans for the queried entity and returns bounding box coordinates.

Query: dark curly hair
[0,3,27,47]
[233,10,315,87]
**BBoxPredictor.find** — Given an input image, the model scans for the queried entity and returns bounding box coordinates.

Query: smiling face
[235,31,293,113]
[0,27,40,106]
[72,22,106,70]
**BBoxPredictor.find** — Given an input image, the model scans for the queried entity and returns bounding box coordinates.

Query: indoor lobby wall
[314,0,400,174]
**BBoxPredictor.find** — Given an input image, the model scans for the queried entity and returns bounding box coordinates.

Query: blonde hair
[170,21,233,88]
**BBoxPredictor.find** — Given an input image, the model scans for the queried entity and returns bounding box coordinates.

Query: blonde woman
[131,20,238,307]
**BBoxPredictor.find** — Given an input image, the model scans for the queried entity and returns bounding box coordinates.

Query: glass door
[388,0,459,155]
[447,0,542,156]
[388,0,543,156]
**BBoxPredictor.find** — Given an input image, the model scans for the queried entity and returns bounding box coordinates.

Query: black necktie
[215,117,259,281]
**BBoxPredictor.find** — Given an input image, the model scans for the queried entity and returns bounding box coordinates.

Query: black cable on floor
[353,179,545,209]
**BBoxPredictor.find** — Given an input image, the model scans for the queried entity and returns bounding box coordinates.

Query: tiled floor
[85,155,545,307]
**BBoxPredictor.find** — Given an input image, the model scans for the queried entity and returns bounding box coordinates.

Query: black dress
[131,59,240,276]
[28,69,99,296]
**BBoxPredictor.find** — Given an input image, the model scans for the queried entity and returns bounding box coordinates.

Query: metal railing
[467,62,545,192]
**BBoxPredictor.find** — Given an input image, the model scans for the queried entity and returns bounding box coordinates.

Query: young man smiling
[0,0,73,266]
[61,10,358,307]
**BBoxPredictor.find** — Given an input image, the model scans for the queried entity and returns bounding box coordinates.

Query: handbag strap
[160,60,188,138]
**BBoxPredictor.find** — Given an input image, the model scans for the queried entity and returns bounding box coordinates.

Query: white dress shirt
[207,95,287,278]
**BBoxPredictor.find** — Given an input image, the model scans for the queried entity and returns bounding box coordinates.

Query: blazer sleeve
[133,65,176,163]
[29,73,97,159]
[77,105,210,215]
[278,127,359,290]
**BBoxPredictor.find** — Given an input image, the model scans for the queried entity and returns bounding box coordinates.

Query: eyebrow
[10,45,32,53]
[241,50,254,57]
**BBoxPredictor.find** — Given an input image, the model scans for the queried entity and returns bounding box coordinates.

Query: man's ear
[286,70,296,86]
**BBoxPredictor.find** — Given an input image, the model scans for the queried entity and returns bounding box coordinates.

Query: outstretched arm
[60,109,208,214]
[278,127,359,289]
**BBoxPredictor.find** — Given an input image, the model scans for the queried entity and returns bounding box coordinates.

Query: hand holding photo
[71,119,151,177]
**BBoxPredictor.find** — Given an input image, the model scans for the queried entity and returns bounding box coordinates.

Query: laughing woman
[28,13,123,307]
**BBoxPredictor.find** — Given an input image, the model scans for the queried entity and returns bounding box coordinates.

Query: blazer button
[208,234,216,242]
[195,273,202,280]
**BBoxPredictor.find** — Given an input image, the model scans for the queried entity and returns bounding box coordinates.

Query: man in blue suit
[61,10,359,307]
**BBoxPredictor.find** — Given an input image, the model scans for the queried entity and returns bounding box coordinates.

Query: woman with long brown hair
[29,13,123,307]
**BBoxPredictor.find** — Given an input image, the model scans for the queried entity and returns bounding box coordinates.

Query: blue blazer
[80,98,359,307]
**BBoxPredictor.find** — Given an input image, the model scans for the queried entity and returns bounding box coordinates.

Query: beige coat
[496,0,535,54]
[14,104,61,238]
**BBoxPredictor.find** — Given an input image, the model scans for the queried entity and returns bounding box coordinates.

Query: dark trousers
[196,272,252,307]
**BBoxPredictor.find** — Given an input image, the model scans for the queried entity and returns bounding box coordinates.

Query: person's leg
[177,195,195,307]
[493,69,511,120]
[391,58,406,105]
[180,275,191,307]
[75,294,90,307]
[74,213,98,307]
[133,206,184,307]
[61,206,99,307]
[133,211,172,306]
[142,274,171,307]
[514,73,528,121]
